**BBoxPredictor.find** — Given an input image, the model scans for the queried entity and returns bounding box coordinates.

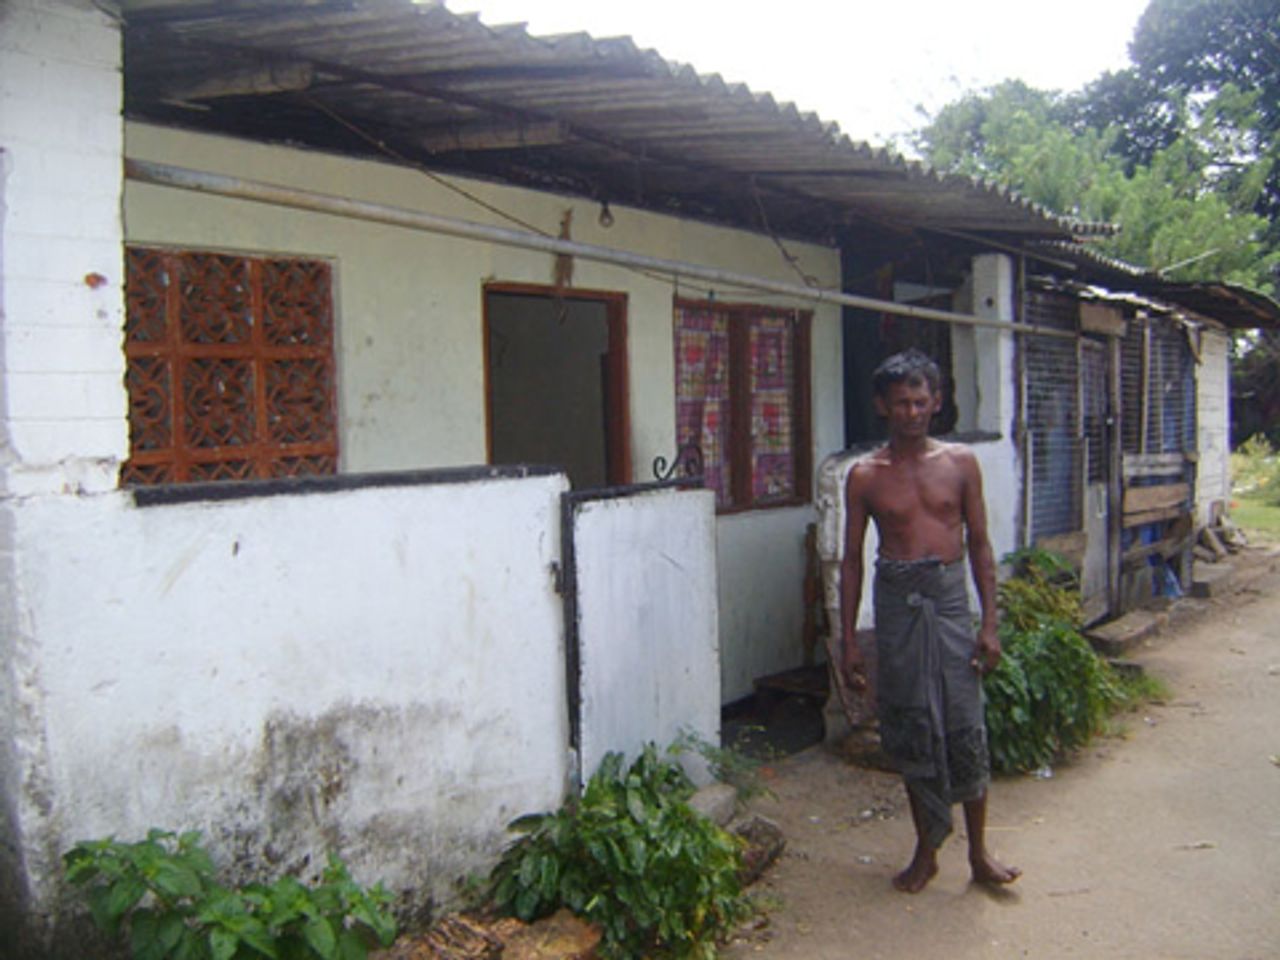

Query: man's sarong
[873,556,990,849]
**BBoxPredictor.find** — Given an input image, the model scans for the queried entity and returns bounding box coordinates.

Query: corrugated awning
[1030,242,1280,330]
[120,0,1113,246]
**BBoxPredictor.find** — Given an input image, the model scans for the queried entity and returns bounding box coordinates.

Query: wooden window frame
[121,246,339,486]
[675,298,812,514]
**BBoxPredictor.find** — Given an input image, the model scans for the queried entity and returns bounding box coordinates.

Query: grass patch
[1113,669,1171,710]
[1228,495,1280,536]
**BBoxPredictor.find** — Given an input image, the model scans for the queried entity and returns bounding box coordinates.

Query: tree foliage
[914,78,1277,292]
[913,0,1280,444]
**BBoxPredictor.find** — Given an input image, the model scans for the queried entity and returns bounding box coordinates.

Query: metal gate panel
[1149,322,1196,454]
[565,485,720,785]
[1025,292,1081,541]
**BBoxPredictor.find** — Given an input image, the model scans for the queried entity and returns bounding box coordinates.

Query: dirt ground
[722,545,1280,960]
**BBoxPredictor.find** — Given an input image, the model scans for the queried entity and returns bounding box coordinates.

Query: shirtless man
[840,349,1020,893]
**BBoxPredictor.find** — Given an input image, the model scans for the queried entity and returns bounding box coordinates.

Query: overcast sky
[447,0,1152,150]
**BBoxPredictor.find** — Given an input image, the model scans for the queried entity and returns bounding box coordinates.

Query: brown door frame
[482,282,631,486]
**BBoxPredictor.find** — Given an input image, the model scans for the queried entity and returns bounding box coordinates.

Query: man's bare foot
[892,852,939,893]
[970,852,1021,886]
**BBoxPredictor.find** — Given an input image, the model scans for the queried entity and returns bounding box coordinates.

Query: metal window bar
[1025,292,1082,540]
[1120,317,1145,455]
[1081,340,1108,483]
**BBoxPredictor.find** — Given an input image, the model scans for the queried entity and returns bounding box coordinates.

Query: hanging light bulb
[598,200,615,229]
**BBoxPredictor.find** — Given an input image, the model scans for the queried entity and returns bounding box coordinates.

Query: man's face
[874,378,940,439]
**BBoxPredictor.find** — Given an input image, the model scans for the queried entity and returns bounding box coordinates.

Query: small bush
[984,620,1123,774]
[63,829,396,960]
[984,549,1123,775]
[491,745,749,960]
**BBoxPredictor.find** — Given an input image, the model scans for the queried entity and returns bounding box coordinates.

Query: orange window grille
[121,247,339,485]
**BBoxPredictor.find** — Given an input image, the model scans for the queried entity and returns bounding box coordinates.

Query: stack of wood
[1195,513,1248,563]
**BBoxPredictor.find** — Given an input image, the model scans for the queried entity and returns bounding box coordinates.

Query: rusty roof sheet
[120,0,1114,245]
[1030,242,1280,330]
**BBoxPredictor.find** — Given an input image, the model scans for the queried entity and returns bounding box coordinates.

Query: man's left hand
[971,626,1001,675]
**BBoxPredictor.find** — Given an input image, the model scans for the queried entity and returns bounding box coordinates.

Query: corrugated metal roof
[1030,242,1280,330]
[120,0,1113,245]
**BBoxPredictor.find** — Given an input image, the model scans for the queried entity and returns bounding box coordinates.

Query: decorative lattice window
[122,247,338,485]
[674,300,811,511]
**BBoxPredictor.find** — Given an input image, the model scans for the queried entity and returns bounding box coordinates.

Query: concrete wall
[123,123,845,703]
[4,470,571,950]
[1196,326,1231,524]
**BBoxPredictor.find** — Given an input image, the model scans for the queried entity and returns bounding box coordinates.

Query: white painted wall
[4,472,570,939]
[1196,326,1231,524]
[574,487,719,780]
[716,506,814,700]
[123,123,845,705]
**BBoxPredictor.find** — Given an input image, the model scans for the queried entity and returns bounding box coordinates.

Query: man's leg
[962,791,1021,885]
[893,783,940,893]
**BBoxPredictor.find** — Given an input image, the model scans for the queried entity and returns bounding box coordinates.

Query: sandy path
[723,548,1280,960]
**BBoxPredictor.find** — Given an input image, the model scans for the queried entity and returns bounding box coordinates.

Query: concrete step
[1191,561,1234,598]
[1085,610,1165,657]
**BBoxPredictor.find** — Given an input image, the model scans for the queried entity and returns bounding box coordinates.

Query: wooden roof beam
[417,119,570,153]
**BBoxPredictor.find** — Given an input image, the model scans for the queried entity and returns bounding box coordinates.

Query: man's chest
[867,464,963,524]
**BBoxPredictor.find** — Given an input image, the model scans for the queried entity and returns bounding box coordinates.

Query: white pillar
[969,253,1016,436]
[0,1,125,951]
[0,0,128,498]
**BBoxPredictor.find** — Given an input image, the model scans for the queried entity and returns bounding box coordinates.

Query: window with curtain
[673,300,811,510]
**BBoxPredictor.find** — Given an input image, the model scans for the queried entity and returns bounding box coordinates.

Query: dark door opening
[484,286,630,489]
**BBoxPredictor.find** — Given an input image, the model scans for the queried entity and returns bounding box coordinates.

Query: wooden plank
[1121,530,1193,569]
[1122,505,1186,529]
[418,119,570,153]
[1034,530,1086,567]
[1123,452,1186,479]
[1123,482,1190,514]
[1081,302,1126,337]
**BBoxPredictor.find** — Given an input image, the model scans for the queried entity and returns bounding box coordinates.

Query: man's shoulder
[930,439,979,464]
[849,445,892,474]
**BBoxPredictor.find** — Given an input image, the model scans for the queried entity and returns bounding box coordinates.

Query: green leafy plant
[491,745,749,960]
[984,550,1123,774]
[984,620,1123,774]
[63,829,397,960]
[997,547,1083,632]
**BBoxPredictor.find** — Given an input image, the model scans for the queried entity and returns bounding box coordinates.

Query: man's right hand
[841,643,867,691]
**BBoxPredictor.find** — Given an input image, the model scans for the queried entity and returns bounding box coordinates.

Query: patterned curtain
[674,304,731,506]
[749,312,796,503]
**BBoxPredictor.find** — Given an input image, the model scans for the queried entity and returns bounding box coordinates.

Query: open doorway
[484,285,630,489]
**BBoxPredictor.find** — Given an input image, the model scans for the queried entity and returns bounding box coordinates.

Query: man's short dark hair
[872,349,941,398]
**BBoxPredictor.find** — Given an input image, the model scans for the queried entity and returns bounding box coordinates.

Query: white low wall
[3,471,570,936]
